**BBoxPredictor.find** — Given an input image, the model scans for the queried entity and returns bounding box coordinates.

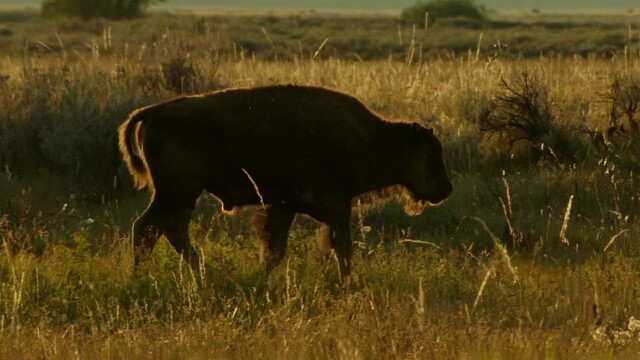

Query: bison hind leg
[133,191,200,271]
[132,208,162,267]
[164,205,200,272]
[252,205,296,272]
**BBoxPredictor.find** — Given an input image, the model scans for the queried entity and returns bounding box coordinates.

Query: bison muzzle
[118,85,452,278]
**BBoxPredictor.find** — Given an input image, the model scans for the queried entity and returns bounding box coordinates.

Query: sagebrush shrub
[605,73,640,135]
[161,56,198,94]
[477,71,574,164]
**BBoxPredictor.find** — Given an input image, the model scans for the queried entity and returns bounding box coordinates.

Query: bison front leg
[329,219,353,281]
[324,204,353,281]
[253,205,296,272]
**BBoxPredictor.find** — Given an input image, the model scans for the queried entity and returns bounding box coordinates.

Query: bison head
[403,125,453,214]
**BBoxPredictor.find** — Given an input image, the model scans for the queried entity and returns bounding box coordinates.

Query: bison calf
[118,85,452,278]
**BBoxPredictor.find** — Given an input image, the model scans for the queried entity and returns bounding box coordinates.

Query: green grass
[1,10,640,359]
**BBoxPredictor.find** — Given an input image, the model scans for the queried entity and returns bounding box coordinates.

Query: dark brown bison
[118,85,452,278]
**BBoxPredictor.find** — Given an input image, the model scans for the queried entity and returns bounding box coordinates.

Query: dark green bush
[401,0,486,27]
[42,0,166,20]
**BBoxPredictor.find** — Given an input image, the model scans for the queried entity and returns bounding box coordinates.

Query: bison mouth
[422,199,442,207]
[415,190,450,204]
[403,199,428,216]
[404,189,451,216]
[403,196,440,216]
[395,185,452,216]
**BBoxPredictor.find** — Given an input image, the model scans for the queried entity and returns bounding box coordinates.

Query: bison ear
[410,122,426,132]
[411,123,433,136]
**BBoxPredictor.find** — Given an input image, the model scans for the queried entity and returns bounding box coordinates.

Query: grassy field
[1,9,640,359]
[0,9,639,59]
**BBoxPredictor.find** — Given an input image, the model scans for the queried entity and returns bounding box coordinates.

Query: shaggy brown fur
[118,85,452,277]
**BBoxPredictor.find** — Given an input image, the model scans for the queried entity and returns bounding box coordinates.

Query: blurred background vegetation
[401,0,487,27]
[41,0,167,19]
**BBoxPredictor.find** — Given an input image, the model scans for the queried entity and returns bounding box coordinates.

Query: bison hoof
[264,251,285,272]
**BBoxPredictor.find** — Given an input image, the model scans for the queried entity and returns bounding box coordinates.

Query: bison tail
[118,109,150,190]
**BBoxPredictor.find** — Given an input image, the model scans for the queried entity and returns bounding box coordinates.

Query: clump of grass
[161,56,197,94]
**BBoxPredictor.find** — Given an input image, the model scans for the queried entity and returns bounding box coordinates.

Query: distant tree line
[402,0,487,27]
[42,0,166,19]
